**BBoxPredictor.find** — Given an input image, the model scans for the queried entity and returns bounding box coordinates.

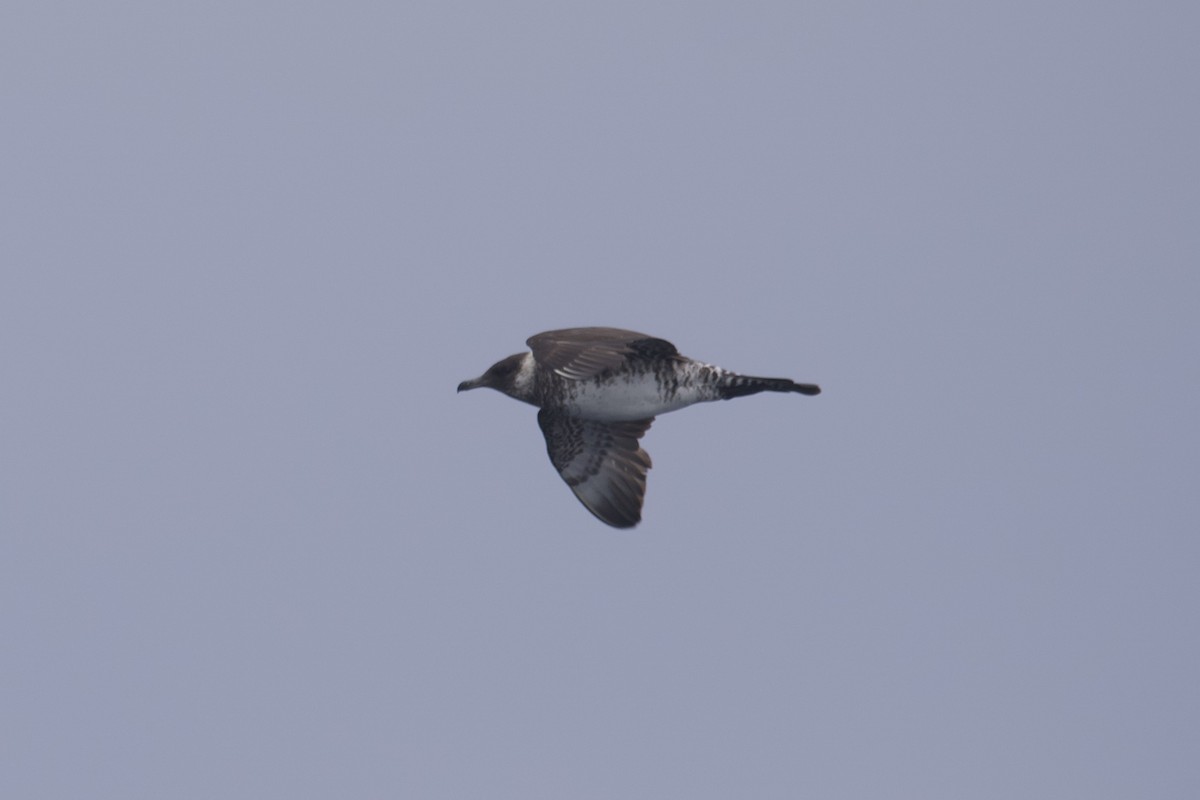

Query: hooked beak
[457,376,485,393]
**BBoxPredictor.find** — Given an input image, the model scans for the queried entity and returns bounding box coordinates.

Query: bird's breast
[547,370,713,422]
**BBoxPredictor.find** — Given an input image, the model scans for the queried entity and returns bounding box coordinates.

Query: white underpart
[561,364,718,422]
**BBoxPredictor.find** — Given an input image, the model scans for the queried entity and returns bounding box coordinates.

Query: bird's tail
[719,374,821,399]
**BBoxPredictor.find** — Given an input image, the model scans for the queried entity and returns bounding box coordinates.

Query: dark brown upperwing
[527,327,679,381]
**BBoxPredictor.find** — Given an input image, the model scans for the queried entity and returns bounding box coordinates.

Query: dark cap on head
[457,352,525,393]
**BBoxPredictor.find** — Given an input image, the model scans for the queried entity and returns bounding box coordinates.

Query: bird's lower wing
[537,410,654,528]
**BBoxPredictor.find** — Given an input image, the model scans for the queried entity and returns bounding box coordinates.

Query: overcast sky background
[3,2,1198,798]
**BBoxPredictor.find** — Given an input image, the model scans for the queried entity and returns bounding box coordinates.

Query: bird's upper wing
[527,327,679,381]
[537,409,654,528]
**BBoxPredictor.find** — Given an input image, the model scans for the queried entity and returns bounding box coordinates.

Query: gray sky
[4,2,1198,798]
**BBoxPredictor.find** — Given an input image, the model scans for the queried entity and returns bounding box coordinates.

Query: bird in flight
[457,327,821,528]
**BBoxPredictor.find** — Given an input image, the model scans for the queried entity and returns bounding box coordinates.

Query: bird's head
[457,352,525,393]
